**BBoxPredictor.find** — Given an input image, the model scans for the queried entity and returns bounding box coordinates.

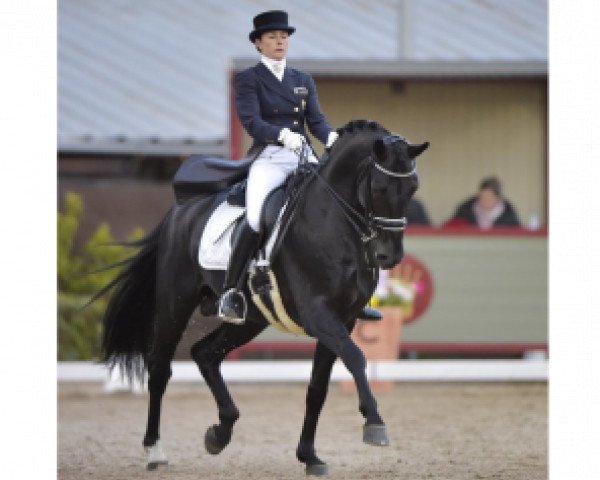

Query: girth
[248,266,306,336]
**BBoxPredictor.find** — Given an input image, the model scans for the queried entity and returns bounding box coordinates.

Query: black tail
[98,208,172,381]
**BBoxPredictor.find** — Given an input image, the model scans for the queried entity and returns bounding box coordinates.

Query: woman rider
[218,10,381,324]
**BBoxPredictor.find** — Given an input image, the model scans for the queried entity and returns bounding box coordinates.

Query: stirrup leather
[218,288,247,325]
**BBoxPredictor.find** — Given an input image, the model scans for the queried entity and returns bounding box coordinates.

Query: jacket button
[294,107,299,112]
[293,120,298,125]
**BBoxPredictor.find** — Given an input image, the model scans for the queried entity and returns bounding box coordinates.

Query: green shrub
[57,192,143,360]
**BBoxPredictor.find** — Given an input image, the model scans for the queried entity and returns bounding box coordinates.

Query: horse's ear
[373,139,386,158]
[407,142,429,159]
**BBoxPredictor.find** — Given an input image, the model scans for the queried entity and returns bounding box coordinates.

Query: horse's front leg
[191,319,265,455]
[296,339,341,476]
[303,299,390,447]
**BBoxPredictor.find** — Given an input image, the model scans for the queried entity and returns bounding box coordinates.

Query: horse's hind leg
[142,287,198,469]
[191,318,265,454]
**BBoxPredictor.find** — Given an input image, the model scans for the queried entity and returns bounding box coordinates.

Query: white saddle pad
[198,200,285,270]
[198,201,245,270]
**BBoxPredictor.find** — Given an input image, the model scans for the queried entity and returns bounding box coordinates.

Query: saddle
[176,155,315,333]
[173,154,255,204]
[191,168,299,271]
[173,145,324,205]
[229,181,286,236]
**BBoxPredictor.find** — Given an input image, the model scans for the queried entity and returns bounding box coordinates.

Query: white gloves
[278,128,337,151]
[326,131,339,148]
[278,128,305,151]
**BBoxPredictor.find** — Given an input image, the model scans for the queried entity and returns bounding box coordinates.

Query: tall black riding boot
[218,219,260,324]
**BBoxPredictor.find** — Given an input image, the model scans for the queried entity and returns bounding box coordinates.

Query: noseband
[357,135,417,241]
[361,162,416,237]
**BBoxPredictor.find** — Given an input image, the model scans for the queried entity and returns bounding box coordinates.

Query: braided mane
[334,119,390,142]
[318,120,390,169]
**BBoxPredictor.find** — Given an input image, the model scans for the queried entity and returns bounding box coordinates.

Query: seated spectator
[446,176,520,229]
[407,198,431,226]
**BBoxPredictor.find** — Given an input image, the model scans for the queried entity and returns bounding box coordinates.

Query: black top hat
[249,10,295,43]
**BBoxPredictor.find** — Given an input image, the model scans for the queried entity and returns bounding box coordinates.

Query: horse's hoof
[306,463,329,476]
[204,425,226,455]
[146,461,168,471]
[145,440,168,470]
[363,424,390,446]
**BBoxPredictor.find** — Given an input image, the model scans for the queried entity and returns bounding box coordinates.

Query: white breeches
[246,145,318,232]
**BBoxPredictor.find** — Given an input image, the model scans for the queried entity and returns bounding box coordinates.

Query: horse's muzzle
[374,238,403,269]
[376,253,402,270]
[364,234,404,269]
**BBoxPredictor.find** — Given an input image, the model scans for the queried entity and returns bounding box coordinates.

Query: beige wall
[256,233,547,344]
[241,78,547,226]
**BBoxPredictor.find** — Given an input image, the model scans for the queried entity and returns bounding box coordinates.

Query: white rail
[58,359,548,389]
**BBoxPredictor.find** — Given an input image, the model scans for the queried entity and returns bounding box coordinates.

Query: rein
[308,150,416,244]
[267,139,416,262]
[305,156,376,243]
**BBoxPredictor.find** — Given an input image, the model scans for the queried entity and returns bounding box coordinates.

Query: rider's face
[255,30,289,60]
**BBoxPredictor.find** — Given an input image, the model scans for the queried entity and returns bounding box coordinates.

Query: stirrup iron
[218,288,247,325]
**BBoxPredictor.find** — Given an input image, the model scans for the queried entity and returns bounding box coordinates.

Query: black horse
[99,119,428,475]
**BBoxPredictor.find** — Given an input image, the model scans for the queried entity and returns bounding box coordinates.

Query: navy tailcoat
[234,62,333,153]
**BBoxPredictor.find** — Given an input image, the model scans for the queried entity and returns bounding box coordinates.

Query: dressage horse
[99,119,428,475]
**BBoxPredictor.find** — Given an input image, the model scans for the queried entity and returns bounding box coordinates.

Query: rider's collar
[261,55,286,80]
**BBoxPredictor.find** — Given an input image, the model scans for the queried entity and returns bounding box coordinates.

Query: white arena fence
[58,359,548,391]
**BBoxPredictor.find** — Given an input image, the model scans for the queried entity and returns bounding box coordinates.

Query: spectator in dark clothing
[446,176,520,229]
[407,198,431,225]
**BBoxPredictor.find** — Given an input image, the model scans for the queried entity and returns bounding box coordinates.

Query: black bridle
[268,135,416,264]
[302,134,416,244]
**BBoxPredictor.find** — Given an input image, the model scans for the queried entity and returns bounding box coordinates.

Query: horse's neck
[319,134,375,197]
[285,134,374,262]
